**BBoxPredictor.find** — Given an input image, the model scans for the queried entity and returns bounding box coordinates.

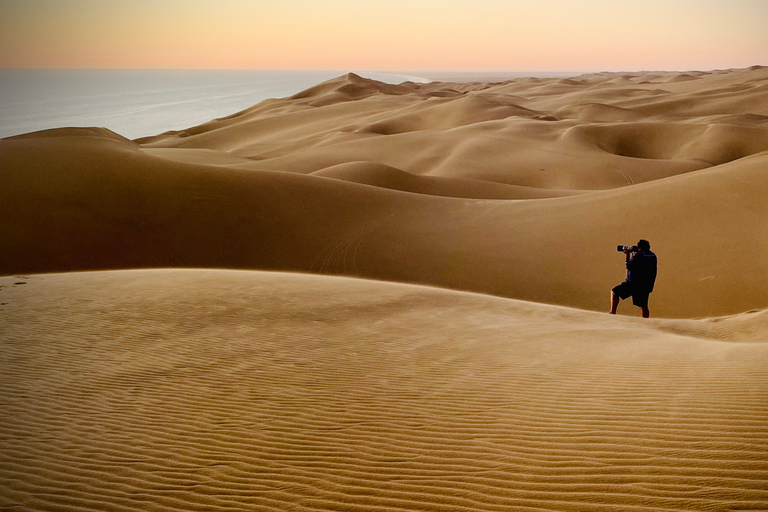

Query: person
[610,239,657,318]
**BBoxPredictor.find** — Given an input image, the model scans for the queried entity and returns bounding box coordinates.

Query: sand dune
[2,67,768,511]
[562,121,768,164]
[311,161,580,199]
[2,122,767,317]
[133,68,768,190]
[553,102,645,122]
[1,270,767,512]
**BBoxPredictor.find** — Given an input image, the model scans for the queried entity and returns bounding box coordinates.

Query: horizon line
[2,65,764,74]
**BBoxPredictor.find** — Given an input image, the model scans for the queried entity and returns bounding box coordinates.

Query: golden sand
[1,67,768,510]
[2,68,768,317]
[1,270,767,511]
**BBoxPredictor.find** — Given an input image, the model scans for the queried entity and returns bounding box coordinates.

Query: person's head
[637,239,651,252]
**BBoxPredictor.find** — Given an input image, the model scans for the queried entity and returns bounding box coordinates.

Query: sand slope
[1,269,767,511]
[310,161,581,199]
[2,66,768,319]
[1,123,767,318]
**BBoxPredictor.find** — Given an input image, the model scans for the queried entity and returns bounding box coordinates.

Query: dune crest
[311,161,579,199]
[4,126,134,143]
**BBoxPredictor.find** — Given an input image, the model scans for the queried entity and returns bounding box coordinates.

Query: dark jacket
[626,250,657,293]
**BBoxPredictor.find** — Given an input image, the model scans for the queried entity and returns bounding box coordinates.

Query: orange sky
[1,0,766,71]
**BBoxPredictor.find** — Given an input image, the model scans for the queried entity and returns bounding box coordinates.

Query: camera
[617,245,638,253]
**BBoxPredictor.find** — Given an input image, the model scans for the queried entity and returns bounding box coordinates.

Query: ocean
[0,70,430,140]
[0,69,576,140]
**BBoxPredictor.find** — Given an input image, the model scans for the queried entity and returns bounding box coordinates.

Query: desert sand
[1,67,768,511]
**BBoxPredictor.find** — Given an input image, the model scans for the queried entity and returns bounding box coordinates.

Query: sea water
[0,69,430,140]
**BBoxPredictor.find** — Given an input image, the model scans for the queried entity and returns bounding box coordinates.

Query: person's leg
[633,292,650,318]
[610,291,620,314]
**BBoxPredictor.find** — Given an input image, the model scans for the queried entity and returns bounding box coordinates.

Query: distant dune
[3,67,768,317]
[2,67,768,511]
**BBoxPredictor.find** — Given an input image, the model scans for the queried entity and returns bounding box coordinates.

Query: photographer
[610,239,657,318]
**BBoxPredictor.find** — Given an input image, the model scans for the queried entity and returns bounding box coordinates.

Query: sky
[0,0,766,71]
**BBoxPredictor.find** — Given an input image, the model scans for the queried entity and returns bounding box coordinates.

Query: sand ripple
[2,270,767,511]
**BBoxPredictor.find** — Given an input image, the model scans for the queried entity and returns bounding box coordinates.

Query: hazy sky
[1,0,766,71]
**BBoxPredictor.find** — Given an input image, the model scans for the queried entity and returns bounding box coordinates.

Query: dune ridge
[1,269,767,511]
[310,161,581,199]
[136,67,768,184]
[2,117,767,318]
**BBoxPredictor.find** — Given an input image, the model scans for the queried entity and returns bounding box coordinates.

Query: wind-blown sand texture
[1,270,767,512]
[2,67,768,511]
